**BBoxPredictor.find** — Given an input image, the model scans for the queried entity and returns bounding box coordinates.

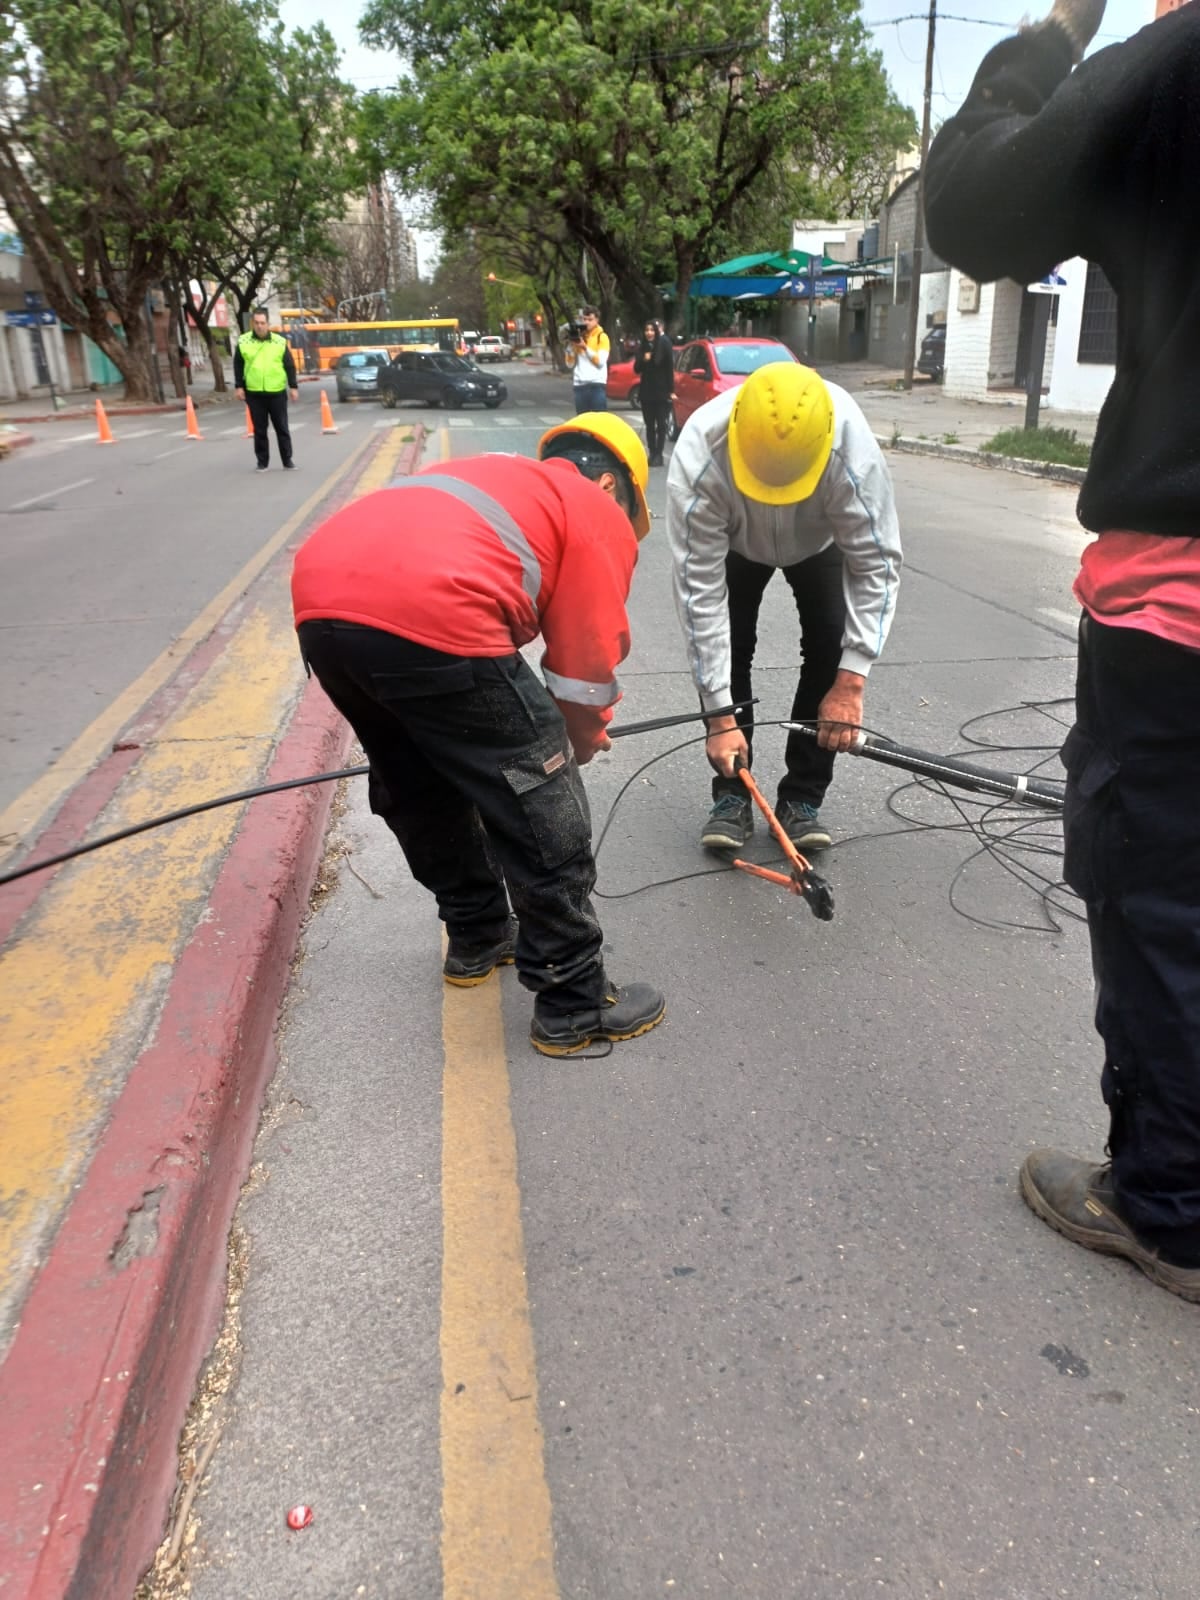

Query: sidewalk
[0,361,324,428]
[0,422,424,1600]
[821,362,1098,451]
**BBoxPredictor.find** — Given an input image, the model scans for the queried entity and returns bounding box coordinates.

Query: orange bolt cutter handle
[733,759,812,876]
[728,757,836,921]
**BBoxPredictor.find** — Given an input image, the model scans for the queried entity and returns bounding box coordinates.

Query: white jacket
[666,381,902,711]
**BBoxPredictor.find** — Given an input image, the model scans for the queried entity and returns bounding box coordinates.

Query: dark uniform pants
[640,394,672,462]
[712,545,846,806]
[1062,614,1200,1264]
[247,389,292,468]
[297,620,607,1014]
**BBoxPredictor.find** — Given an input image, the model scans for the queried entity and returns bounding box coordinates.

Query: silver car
[333,349,392,402]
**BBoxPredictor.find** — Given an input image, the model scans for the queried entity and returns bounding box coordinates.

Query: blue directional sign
[4,309,57,327]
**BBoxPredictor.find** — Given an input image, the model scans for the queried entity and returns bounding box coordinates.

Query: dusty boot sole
[443,952,515,988]
[1019,1161,1200,1303]
[530,1001,666,1058]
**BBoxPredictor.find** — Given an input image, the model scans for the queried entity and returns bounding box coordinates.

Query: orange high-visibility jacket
[291,454,638,759]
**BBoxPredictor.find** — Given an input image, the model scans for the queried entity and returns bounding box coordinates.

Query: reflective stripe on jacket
[237,331,289,392]
[290,455,638,759]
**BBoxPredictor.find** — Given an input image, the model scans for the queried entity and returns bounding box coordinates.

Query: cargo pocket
[1061,725,1119,903]
[500,734,588,872]
[371,660,476,701]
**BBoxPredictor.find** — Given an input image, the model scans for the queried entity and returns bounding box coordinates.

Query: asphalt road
[171,370,1199,1600]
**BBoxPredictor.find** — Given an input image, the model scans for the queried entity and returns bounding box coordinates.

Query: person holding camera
[565,306,610,413]
[634,319,676,467]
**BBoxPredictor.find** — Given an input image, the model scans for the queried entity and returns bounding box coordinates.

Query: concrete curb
[0,430,35,453]
[879,433,1088,485]
[0,427,427,1599]
[4,379,321,425]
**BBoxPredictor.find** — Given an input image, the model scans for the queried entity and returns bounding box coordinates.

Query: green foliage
[983,427,1092,468]
[0,0,358,396]
[358,0,914,322]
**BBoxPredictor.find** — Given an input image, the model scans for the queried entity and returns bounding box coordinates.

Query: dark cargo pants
[297,621,607,1013]
[1062,614,1200,1264]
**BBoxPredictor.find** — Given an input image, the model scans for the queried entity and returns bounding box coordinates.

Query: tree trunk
[670,248,697,338]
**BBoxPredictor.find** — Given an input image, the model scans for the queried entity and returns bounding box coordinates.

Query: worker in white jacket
[666,362,902,853]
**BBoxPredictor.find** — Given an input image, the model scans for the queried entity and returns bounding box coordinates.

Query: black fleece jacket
[925,7,1200,537]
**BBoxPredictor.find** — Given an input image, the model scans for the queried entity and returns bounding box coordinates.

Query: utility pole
[902,0,937,390]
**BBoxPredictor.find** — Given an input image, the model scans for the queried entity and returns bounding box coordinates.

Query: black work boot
[442,917,517,987]
[1019,1148,1200,1303]
[700,793,753,851]
[530,982,666,1057]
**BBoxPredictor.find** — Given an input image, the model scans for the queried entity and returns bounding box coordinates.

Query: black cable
[0,765,369,888]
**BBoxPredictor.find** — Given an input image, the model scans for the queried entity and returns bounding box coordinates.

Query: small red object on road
[286,1504,314,1531]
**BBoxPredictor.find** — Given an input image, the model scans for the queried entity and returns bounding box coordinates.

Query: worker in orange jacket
[291,414,666,1057]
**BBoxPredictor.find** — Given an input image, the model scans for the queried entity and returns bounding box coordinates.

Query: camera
[563,321,586,343]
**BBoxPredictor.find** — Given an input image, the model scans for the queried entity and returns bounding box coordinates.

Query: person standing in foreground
[667,362,901,855]
[234,307,299,471]
[565,306,610,414]
[634,319,676,467]
[925,0,1200,1301]
[291,414,666,1058]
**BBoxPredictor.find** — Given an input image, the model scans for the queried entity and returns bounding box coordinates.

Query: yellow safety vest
[238,331,289,392]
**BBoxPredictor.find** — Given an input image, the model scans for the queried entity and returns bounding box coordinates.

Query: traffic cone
[184,395,203,440]
[319,389,338,434]
[95,398,116,445]
[243,404,254,437]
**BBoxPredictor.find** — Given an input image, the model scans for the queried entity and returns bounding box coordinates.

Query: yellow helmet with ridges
[538,412,651,539]
[727,363,834,505]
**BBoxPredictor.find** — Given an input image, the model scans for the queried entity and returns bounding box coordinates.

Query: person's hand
[815,670,866,752]
[1034,0,1106,61]
[235,387,245,400]
[704,716,749,778]
[289,388,299,401]
[573,733,611,766]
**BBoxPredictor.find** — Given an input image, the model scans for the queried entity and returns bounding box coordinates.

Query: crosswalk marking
[447,417,475,428]
[537,414,567,425]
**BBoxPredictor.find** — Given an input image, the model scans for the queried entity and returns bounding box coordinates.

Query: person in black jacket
[634,319,676,467]
[925,0,1200,1302]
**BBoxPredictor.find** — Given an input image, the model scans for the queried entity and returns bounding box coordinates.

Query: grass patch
[982,426,1091,467]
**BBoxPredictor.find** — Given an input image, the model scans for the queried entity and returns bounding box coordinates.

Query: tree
[359,0,915,329]
[0,0,271,399]
[179,23,358,387]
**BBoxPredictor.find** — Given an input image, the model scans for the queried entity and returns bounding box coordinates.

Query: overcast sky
[276,0,1159,271]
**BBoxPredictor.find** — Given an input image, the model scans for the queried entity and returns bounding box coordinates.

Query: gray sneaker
[1020,1148,1200,1303]
[700,794,753,851]
[776,800,832,851]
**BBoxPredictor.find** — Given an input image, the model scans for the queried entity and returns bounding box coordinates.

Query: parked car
[378,350,507,410]
[671,337,799,427]
[333,349,391,402]
[475,335,513,362]
[606,358,641,408]
[917,323,946,380]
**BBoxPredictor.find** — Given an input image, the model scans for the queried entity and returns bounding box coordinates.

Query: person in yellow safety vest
[234,307,300,472]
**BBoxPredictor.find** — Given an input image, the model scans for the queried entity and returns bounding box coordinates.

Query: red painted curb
[0,426,425,1598]
[0,431,35,450]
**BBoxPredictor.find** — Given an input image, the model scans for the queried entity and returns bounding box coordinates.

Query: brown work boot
[1019,1148,1200,1303]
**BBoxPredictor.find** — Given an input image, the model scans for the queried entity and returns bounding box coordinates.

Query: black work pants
[1062,615,1200,1264]
[297,621,607,1014]
[712,545,845,806]
[640,395,672,462]
[247,389,292,468]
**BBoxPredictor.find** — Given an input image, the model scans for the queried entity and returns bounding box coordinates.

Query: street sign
[24,290,45,309]
[1028,269,1067,295]
[4,309,57,327]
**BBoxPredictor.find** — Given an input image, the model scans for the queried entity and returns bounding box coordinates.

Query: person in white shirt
[666,362,902,853]
[565,306,610,413]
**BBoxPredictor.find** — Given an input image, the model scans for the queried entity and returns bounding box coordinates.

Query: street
[109,366,1199,1600]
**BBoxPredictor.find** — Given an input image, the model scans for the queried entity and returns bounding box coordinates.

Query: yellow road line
[0,426,411,1323]
[0,432,374,867]
[439,425,453,462]
[440,977,559,1600]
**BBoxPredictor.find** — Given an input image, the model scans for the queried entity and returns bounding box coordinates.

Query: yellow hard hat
[538,412,651,539]
[727,363,834,504]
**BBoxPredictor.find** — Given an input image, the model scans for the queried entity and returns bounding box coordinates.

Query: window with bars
[1077,262,1118,364]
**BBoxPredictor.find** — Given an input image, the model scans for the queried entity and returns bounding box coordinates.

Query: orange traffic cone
[95,398,116,445]
[319,389,338,435]
[243,404,254,437]
[184,395,203,440]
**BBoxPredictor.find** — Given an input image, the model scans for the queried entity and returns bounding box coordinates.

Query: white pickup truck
[474,335,513,362]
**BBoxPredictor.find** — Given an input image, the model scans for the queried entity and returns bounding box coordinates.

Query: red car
[605,357,641,408]
[671,337,799,427]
